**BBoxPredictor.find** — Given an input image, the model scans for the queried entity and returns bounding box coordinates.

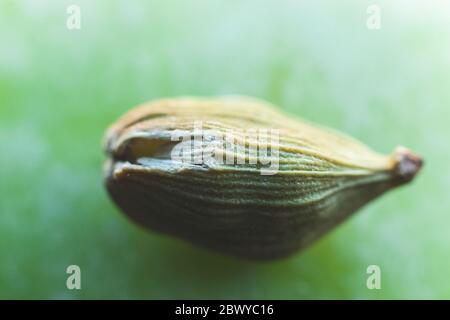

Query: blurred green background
[0,0,449,299]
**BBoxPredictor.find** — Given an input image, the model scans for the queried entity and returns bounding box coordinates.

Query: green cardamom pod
[103,96,422,260]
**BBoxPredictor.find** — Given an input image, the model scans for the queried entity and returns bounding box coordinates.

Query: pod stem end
[392,146,423,183]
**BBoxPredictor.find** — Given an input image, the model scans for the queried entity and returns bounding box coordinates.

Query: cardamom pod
[103,96,422,260]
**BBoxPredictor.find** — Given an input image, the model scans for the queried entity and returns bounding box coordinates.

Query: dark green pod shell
[103,96,422,260]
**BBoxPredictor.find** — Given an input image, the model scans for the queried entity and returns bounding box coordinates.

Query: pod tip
[392,146,423,183]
